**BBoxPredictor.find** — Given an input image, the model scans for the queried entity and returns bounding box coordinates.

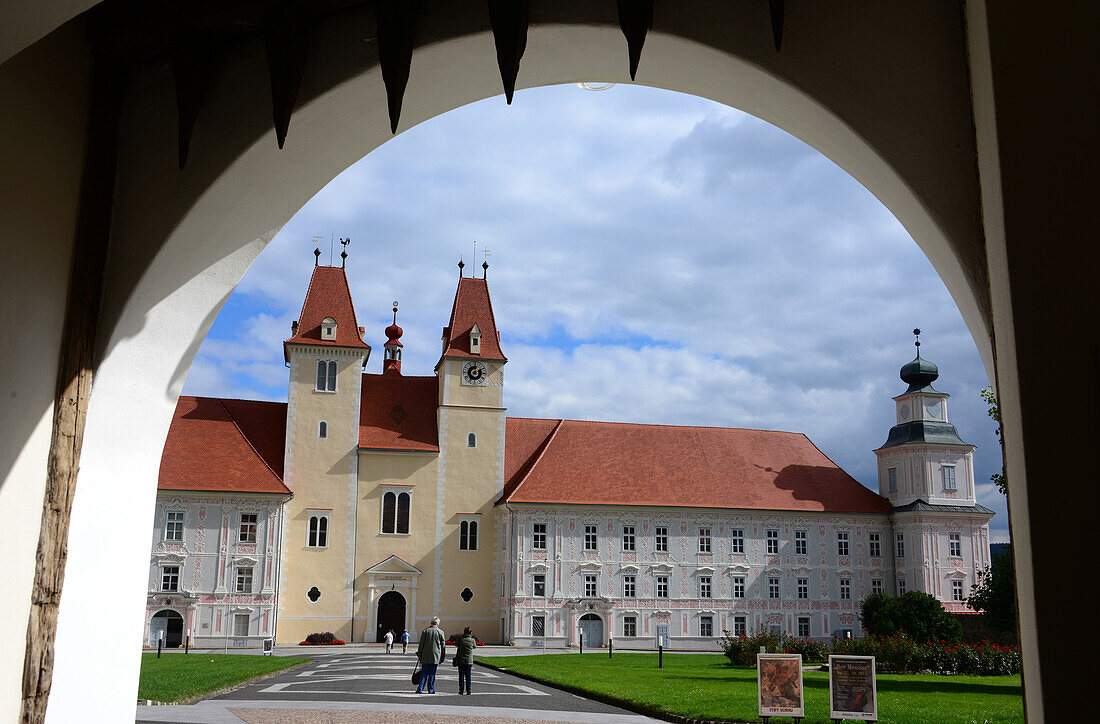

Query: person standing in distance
[401,629,410,654]
[384,628,394,653]
[455,627,477,695]
[415,617,446,694]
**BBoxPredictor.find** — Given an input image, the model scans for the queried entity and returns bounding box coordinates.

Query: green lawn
[478,653,1023,724]
[138,653,311,703]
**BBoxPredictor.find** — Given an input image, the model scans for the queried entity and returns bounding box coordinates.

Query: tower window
[239,514,258,543]
[308,514,329,547]
[318,421,328,438]
[316,360,337,391]
[306,586,322,602]
[837,531,850,556]
[467,432,476,447]
[469,323,481,354]
[320,316,337,340]
[459,520,479,550]
[949,532,962,557]
[942,465,958,490]
[888,467,898,493]
[382,491,411,534]
[460,587,474,602]
[165,510,184,541]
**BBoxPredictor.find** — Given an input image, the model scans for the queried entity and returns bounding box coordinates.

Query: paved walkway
[136,647,660,724]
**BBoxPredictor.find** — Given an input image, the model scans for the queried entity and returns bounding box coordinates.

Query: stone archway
[148,610,183,649]
[375,591,406,644]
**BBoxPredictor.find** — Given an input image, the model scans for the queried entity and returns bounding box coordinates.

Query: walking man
[415,617,446,694]
[384,629,394,653]
[401,629,410,654]
[455,627,477,695]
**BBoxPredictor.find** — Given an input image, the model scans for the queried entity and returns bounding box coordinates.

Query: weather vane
[340,237,351,268]
[312,234,323,266]
[482,247,491,278]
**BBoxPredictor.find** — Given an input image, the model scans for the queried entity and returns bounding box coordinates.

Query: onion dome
[900,328,938,392]
[385,303,403,347]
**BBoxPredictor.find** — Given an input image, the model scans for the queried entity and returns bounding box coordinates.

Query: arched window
[318,420,328,438]
[467,432,476,447]
[308,514,328,547]
[315,360,337,391]
[459,520,478,550]
[382,489,412,534]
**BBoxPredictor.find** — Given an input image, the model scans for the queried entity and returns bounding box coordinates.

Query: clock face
[925,401,940,419]
[462,360,488,385]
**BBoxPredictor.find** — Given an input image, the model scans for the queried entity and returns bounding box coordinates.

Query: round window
[307,586,322,603]
[460,587,474,602]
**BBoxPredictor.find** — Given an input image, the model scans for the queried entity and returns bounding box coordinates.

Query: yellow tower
[277,264,370,644]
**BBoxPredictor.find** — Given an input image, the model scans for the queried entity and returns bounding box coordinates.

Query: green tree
[859,591,962,643]
[980,386,1008,495]
[967,545,1018,634]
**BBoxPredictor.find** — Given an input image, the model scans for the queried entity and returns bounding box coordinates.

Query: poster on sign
[757,653,804,719]
[829,655,878,721]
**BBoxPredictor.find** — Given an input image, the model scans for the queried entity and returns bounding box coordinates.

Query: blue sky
[184,83,1008,543]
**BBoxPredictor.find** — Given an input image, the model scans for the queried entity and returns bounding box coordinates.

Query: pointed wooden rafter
[617,0,653,81]
[376,0,420,134]
[487,0,529,104]
[171,29,219,169]
[769,0,785,52]
[263,0,312,149]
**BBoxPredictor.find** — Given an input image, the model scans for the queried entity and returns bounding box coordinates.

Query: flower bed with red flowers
[719,628,1019,675]
[299,632,346,646]
[446,635,485,646]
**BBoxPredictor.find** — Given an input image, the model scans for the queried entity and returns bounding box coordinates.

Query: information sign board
[828,655,878,721]
[263,638,274,655]
[757,653,804,719]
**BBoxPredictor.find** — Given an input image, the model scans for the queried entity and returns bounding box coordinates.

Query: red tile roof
[284,266,371,361]
[358,374,440,452]
[500,419,891,514]
[159,397,291,495]
[439,277,506,362]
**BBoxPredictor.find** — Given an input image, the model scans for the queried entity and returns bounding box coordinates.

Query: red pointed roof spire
[439,275,506,364]
[284,265,371,363]
[383,301,404,375]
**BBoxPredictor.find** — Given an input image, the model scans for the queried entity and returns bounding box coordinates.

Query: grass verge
[138,653,311,703]
[478,652,1023,724]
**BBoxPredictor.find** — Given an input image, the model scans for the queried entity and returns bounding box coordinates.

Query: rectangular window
[733,615,747,637]
[898,577,906,595]
[952,580,964,601]
[869,532,881,558]
[794,530,807,556]
[840,578,852,600]
[655,526,669,552]
[623,575,636,598]
[584,574,598,598]
[943,465,958,491]
[656,575,669,598]
[532,523,547,550]
[532,615,545,637]
[699,575,712,598]
[584,524,598,551]
[766,529,779,554]
[871,579,884,594]
[459,519,479,550]
[797,577,808,599]
[798,617,811,638]
[949,532,962,557]
[837,531,849,556]
[316,360,337,392]
[888,467,898,493]
[235,567,253,593]
[622,525,635,551]
[623,615,637,637]
[533,574,546,597]
[700,615,713,638]
[308,513,329,547]
[161,565,179,592]
[239,514,258,543]
[731,528,744,554]
[165,511,184,541]
[699,527,712,553]
[896,533,905,558]
[768,576,780,599]
[733,576,745,599]
[233,613,249,638]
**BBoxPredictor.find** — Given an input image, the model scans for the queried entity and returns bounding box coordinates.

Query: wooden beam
[487,0,529,104]
[19,55,127,724]
[376,0,420,134]
[617,0,653,81]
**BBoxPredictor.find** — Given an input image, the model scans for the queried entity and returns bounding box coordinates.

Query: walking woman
[455,627,477,695]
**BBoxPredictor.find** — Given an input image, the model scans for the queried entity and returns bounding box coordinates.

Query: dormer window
[469,323,481,355]
[320,317,337,341]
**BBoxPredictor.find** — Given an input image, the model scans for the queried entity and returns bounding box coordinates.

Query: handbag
[411,661,422,686]
[451,656,459,667]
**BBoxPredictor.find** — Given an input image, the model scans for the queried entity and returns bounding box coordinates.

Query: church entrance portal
[376,591,406,643]
[579,614,603,647]
[149,610,183,648]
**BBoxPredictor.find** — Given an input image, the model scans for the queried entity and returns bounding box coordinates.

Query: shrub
[860,591,962,644]
[717,626,785,666]
[783,638,828,664]
[300,632,345,645]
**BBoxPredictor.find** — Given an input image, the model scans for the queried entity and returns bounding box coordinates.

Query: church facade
[146,262,992,648]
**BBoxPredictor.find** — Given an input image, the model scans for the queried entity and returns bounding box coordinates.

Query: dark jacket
[454,634,477,665]
[417,625,446,664]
